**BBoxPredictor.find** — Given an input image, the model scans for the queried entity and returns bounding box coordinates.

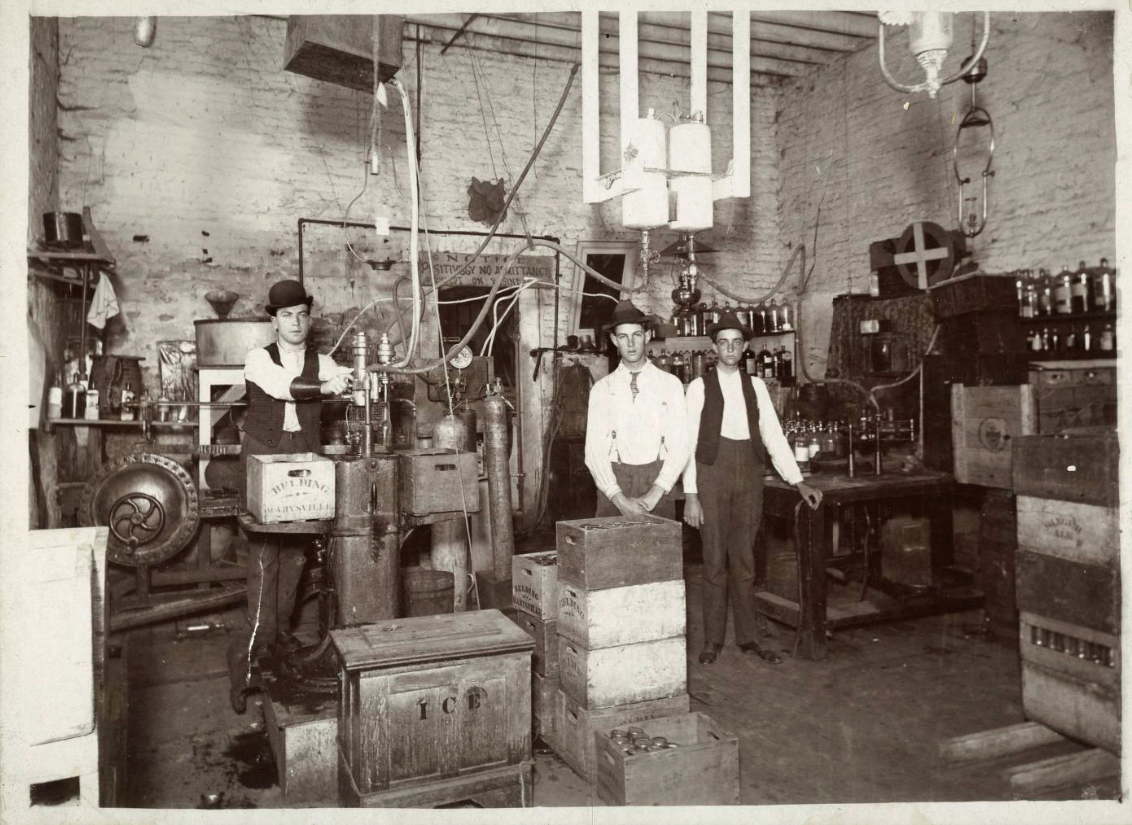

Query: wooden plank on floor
[939,721,1065,764]
[1005,747,1120,796]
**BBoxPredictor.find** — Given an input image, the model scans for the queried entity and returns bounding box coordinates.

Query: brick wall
[777,11,1116,379]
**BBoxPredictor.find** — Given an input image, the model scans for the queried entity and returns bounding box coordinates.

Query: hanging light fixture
[877,11,990,99]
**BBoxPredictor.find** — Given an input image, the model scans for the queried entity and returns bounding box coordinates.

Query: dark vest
[243,343,321,451]
[696,368,767,467]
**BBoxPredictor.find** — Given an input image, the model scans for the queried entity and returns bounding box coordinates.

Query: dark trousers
[595,458,677,521]
[697,437,765,647]
[227,431,309,693]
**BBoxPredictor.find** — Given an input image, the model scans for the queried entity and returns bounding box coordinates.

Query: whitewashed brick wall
[777,12,1116,379]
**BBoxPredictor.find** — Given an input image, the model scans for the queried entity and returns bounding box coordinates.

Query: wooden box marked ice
[511,551,558,620]
[398,449,480,517]
[247,453,335,523]
[557,516,682,590]
[951,385,1035,489]
[596,712,740,806]
[331,610,532,806]
[558,636,686,710]
[1019,612,1120,754]
[532,671,558,743]
[514,610,558,677]
[553,689,690,782]
[557,580,686,650]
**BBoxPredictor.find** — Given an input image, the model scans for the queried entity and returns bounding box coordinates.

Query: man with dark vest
[683,310,821,666]
[227,279,351,713]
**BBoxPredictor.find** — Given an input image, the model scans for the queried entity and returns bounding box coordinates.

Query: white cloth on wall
[28,314,46,430]
[86,273,120,329]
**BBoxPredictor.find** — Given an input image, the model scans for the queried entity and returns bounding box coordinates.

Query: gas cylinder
[484,387,515,579]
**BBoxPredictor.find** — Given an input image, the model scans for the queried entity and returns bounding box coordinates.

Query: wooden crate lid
[558,515,674,533]
[331,609,533,670]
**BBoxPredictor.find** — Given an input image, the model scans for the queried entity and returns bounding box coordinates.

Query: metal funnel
[205,290,239,319]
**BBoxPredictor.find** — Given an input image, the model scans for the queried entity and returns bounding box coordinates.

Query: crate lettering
[559,595,583,617]
[514,584,539,600]
[417,686,487,720]
[1043,514,1082,542]
[270,477,332,496]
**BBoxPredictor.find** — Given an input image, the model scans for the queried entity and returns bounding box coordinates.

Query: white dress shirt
[243,344,344,432]
[682,368,803,494]
[584,360,690,499]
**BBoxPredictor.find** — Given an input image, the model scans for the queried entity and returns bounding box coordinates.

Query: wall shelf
[1020,310,1116,324]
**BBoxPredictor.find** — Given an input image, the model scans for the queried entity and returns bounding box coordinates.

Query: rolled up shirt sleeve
[681,378,706,495]
[584,380,622,500]
[753,377,803,485]
[318,354,350,382]
[243,347,296,400]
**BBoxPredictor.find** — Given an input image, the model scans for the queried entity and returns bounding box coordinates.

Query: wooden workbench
[755,470,979,661]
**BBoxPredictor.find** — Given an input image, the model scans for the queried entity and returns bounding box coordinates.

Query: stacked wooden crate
[331,611,535,808]
[1011,433,1120,754]
[550,516,690,783]
[511,551,560,743]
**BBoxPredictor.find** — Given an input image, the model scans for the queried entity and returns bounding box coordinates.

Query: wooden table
[755,470,978,660]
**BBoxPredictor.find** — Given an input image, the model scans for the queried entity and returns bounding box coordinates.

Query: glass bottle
[743,346,758,376]
[766,297,780,332]
[759,345,775,380]
[120,381,136,421]
[695,298,709,336]
[65,371,86,419]
[780,301,794,331]
[1054,264,1072,315]
[1071,261,1090,314]
[656,348,671,373]
[1022,277,1037,319]
[1041,327,1051,352]
[1082,324,1092,352]
[1028,328,1042,352]
[779,346,793,383]
[721,300,733,323]
[808,428,822,460]
[1094,258,1114,313]
[707,297,721,327]
[691,350,705,381]
[1100,322,1115,353]
[792,429,810,463]
[1015,272,1026,317]
[672,351,686,383]
[1038,270,1053,316]
[1065,325,1077,352]
[751,302,766,336]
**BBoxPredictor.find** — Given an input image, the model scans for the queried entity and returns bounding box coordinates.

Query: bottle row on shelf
[651,344,795,384]
[1015,258,1116,319]
[1026,321,1116,355]
[671,296,795,338]
[49,370,138,421]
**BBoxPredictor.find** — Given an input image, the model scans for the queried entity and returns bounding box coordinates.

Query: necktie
[630,371,639,401]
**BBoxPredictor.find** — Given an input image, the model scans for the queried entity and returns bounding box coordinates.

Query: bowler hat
[602,299,655,334]
[707,309,753,341]
[265,279,314,316]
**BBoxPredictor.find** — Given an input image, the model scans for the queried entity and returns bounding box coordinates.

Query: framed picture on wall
[568,240,641,341]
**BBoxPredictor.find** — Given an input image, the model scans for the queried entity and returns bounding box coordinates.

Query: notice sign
[425,253,554,289]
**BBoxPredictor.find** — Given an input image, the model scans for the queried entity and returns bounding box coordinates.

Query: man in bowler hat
[683,310,822,666]
[228,279,352,713]
[584,299,689,519]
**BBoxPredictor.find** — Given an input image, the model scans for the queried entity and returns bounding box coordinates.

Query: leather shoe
[698,644,721,665]
[738,641,784,664]
[229,684,248,715]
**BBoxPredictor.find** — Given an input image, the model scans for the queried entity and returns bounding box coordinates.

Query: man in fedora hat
[227,278,352,713]
[683,309,821,666]
[584,299,689,519]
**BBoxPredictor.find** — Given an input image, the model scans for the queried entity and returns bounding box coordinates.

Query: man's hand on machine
[321,367,354,397]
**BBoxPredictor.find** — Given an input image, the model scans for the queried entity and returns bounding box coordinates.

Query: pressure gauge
[450,345,474,370]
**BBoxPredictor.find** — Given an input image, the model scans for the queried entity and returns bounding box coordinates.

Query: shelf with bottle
[669,293,798,338]
[1023,319,1116,359]
[1014,258,1116,322]
[649,340,795,386]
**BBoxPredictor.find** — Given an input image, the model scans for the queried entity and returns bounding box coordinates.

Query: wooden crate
[247,452,335,523]
[978,490,1018,640]
[332,610,532,799]
[1012,433,1119,508]
[532,672,558,742]
[952,385,1036,488]
[557,580,685,650]
[553,689,690,782]
[1019,612,1119,754]
[930,273,1018,319]
[558,636,686,710]
[1030,366,1116,434]
[557,516,682,590]
[398,449,479,516]
[342,758,533,808]
[1015,550,1119,636]
[511,551,558,620]
[595,712,740,806]
[283,15,404,92]
[514,610,559,677]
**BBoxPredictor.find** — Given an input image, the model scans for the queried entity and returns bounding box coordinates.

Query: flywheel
[80,452,200,567]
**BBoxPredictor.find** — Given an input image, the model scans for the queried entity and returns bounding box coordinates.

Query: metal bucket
[194,319,275,367]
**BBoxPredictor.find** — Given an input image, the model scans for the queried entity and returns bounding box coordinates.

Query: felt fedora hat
[707,309,753,341]
[265,279,314,316]
[602,299,655,334]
